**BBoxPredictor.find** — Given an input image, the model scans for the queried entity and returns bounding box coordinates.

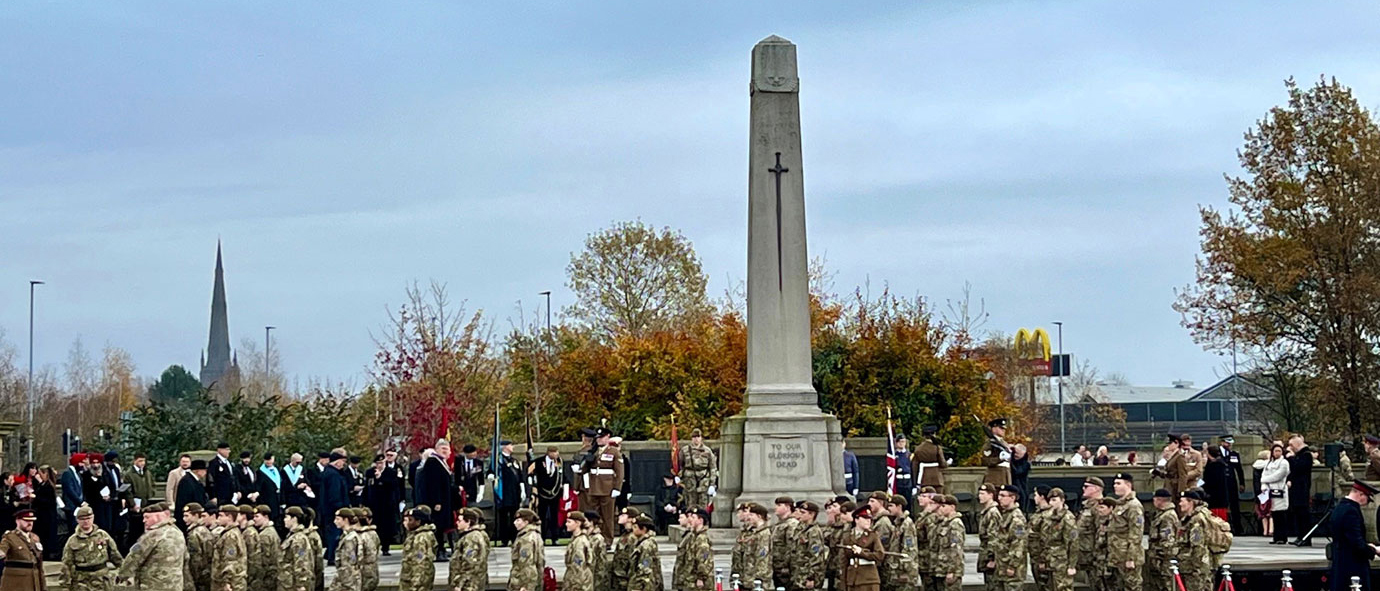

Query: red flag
[558,484,577,527]
[437,407,451,441]
[670,416,681,475]
[885,407,898,495]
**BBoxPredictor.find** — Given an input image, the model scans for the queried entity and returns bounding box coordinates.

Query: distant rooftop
[1043,374,1270,405]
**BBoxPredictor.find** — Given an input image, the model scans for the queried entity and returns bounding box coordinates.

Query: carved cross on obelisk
[768,151,788,292]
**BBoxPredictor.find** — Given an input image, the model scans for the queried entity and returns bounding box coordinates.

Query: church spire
[201,241,234,391]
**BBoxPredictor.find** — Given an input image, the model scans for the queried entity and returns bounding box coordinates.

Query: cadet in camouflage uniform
[989,485,1028,591]
[583,512,609,591]
[449,508,488,591]
[933,496,965,591]
[881,495,916,591]
[212,505,247,591]
[974,484,999,591]
[234,506,258,591]
[680,429,719,511]
[510,508,545,591]
[1145,489,1178,591]
[63,504,124,591]
[864,493,893,591]
[790,501,827,591]
[252,507,282,591]
[330,508,362,591]
[1026,487,1051,591]
[356,508,380,591]
[627,516,663,591]
[611,508,642,591]
[564,512,596,591]
[305,508,325,591]
[279,508,315,591]
[914,490,939,591]
[1176,491,1213,591]
[731,503,773,589]
[185,505,215,591]
[399,509,437,591]
[1040,489,1077,591]
[1091,499,1116,591]
[771,497,800,591]
[674,508,714,591]
[117,503,188,591]
[1107,473,1144,590]
[1074,477,1105,590]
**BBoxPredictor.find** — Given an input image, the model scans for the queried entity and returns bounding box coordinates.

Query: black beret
[1113,472,1134,483]
[349,456,362,463]
[1154,488,1173,499]
[987,418,1008,429]
[373,454,385,462]
[239,451,253,459]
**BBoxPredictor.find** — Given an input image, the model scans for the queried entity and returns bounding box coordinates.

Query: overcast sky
[4,1,1379,391]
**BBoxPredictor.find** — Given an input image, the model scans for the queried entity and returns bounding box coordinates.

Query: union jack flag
[885,407,898,494]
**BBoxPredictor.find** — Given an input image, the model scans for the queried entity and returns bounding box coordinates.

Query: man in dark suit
[529,446,564,544]
[235,451,260,506]
[320,451,351,564]
[456,445,483,508]
[281,453,308,509]
[59,453,87,536]
[493,440,525,545]
[415,441,454,560]
[365,451,405,554]
[1218,435,1245,534]
[257,453,285,524]
[1329,480,1380,590]
[101,450,127,547]
[209,442,236,506]
[1288,434,1315,545]
[304,452,329,510]
[175,459,210,530]
[347,456,365,507]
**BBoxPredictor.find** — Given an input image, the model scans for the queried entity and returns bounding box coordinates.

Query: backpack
[1204,512,1233,555]
[543,566,558,591]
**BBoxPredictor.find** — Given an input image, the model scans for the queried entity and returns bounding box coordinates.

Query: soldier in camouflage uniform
[933,496,965,591]
[790,501,827,591]
[63,504,124,591]
[234,506,258,591]
[252,507,282,591]
[279,508,315,591]
[304,508,325,591]
[449,508,487,591]
[399,509,437,591]
[989,485,1028,591]
[679,429,719,511]
[771,497,800,591]
[731,503,773,589]
[1026,487,1051,591]
[864,493,893,591]
[185,505,215,591]
[330,508,362,591]
[1091,499,1116,591]
[914,489,940,591]
[1107,474,1144,590]
[117,503,188,591]
[611,508,642,591]
[1145,489,1178,591]
[974,484,999,591]
[564,512,595,591]
[583,512,609,591]
[674,508,714,591]
[881,495,916,591]
[211,504,247,591]
[356,508,379,591]
[1074,477,1105,590]
[510,508,545,591]
[1176,491,1213,591]
[1041,489,1077,591]
[628,516,663,591]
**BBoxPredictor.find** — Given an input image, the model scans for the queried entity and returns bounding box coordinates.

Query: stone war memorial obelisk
[715,35,845,527]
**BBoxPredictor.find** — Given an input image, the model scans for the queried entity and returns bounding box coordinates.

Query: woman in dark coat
[31,466,58,560]
[1202,446,1234,521]
[415,442,454,559]
[1010,444,1031,511]
[841,507,885,591]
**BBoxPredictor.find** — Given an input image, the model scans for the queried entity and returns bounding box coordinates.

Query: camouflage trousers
[362,566,379,591]
[1107,563,1141,590]
[1143,563,1174,591]
[70,570,114,591]
[928,575,961,591]
[1180,570,1213,591]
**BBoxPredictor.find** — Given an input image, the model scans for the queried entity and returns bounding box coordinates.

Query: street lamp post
[535,291,552,440]
[28,280,44,463]
[264,325,276,377]
[1053,321,1065,455]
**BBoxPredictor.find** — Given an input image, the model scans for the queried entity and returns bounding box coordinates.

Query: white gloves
[912,487,919,496]
[707,485,717,498]
[611,490,621,498]
[398,501,405,513]
[1157,458,1168,468]
[999,451,1011,462]
[946,458,954,466]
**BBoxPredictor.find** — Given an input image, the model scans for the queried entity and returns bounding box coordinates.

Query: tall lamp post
[535,291,552,440]
[28,280,44,462]
[264,325,276,377]
[1053,320,1065,455]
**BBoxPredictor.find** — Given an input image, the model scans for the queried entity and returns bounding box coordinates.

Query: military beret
[894,432,909,442]
[239,450,253,459]
[336,508,355,518]
[689,508,710,521]
[748,503,769,519]
[1153,488,1173,499]
[256,505,272,516]
[516,508,539,523]
[977,483,998,495]
[838,501,857,513]
[798,501,820,514]
[413,505,431,516]
[691,428,703,438]
[461,508,484,524]
[75,503,94,519]
[349,456,362,464]
[238,505,255,515]
[1366,435,1380,446]
[634,515,655,529]
[204,502,220,515]
[619,507,641,518]
[1181,490,1204,502]
[498,440,513,446]
[1034,484,1051,499]
[185,503,205,515]
[566,511,587,523]
[146,502,170,513]
[1083,477,1105,489]
[987,418,1008,429]
[373,454,385,462]
[999,484,1020,495]
[852,507,872,520]
[922,424,939,436]
[942,494,959,506]
[360,507,373,517]
[868,491,890,502]
[407,508,430,523]
[776,496,797,506]
[1113,472,1134,483]
[285,507,305,519]
[888,494,907,506]
[1047,488,1066,500]
[1097,497,1121,507]
[919,486,936,495]
[189,459,208,470]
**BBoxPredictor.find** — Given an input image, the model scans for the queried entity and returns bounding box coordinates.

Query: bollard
[715,569,723,591]
[752,579,763,591]
[1351,575,1362,591]
[1281,569,1292,591]
[731,574,741,591]
[1219,564,1234,591]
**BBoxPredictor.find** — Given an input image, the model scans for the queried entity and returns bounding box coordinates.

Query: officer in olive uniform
[398,509,437,591]
[212,504,247,591]
[731,503,773,589]
[510,509,545,591]
[0,509,45,591]
[628,516,663,591]
[672,508,713,591]
[449,509,488,591]
[790,502,827,591]
[62,504,123,591]
[989,485,1027,591]
[679,430,719,511]
[981,419,1012,486]
[279,507,315,591]
[586,428,626,540]
[911,426,947,495]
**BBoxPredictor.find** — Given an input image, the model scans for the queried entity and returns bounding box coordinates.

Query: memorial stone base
[712,408,845,527]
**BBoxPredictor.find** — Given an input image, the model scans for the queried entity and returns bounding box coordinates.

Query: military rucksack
[1203,512,1233,555]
